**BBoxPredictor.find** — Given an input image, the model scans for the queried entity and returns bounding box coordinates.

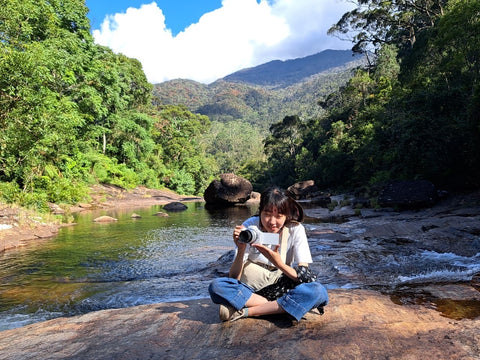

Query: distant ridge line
[222,49,359,87]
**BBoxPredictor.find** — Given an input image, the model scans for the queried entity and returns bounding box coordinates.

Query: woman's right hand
[233,225,247,250]
[229,225,247,279]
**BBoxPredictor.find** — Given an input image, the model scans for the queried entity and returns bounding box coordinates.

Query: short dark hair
[258,186,304,225]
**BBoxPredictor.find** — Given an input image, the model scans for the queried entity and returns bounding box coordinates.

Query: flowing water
[1,202,479,331]
[0,203,255,330]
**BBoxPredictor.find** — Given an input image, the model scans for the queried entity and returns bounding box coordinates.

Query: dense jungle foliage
[255,0,480,191]
[0,0,216,210]
[1,0,479,212]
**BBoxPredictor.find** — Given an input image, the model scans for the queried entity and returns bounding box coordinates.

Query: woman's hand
[251,243,282,267]
[252,242,299,281]
[229,225,247,279]
[233,225,247,251]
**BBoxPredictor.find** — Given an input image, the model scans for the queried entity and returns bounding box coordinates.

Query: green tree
[329,0,447,54]
[0,0,93,203]
[298,42,402,188]
[377,0,480,187]
[152,105,215,194]
[263,115,306,187]
[0,0,163,208]
[202,120,265,175]
[316,0,480,189]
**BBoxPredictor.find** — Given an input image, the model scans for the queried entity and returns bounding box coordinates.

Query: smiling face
[260,206,287,233]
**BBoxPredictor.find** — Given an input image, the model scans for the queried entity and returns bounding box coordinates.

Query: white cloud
[93,0,354,84]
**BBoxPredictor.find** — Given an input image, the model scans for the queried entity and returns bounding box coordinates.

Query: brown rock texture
[203,173,253,206]
[0,221,60,252]
[0,289,478,360]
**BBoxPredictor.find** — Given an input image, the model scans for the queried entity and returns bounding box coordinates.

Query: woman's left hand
[251,243,282,267]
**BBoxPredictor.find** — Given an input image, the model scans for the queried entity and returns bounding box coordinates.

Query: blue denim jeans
[208,277,328,321]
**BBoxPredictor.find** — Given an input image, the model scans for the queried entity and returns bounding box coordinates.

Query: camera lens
[238,229,254,243]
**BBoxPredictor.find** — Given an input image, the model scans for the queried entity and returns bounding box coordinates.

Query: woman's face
[260,206,287,233]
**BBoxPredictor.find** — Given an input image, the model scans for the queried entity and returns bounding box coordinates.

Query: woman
[208,186,328,322]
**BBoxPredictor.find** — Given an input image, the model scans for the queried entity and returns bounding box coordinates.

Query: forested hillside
[0,0,216,210]
[257,0,480,190]
[152,51,365,128]
[1,0,479,213]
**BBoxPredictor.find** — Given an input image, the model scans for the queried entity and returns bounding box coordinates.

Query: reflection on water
[0,202,256,331]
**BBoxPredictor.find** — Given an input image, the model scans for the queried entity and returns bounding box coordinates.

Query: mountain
[223,49,361,88]
[152,49,365,128]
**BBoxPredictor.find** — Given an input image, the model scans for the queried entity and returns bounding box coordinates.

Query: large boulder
[287,181,331,207]
[378,179,439,209]
[204,173,253,207]
[287,180,319,200]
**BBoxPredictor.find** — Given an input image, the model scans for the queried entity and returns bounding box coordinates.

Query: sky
[85,0,355,84]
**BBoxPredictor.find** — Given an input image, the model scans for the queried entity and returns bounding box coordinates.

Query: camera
[238,225,279,245]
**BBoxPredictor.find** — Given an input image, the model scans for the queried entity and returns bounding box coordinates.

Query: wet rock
[0,290,478,360]
[153,212,169,217]
[0,223,59,252]
[304,207,357,222]
[472,273,480,290]
[378,179,439,209]
[131,213,141,219]
[330,207,358,219]
[287,181,332,207]
[422,284,480,301]
[78,203,93,209]
[93,216,117,222]
[304,207,331,221]
[390,284,480,321]
[310,195,332,207]
[419,221,480,256]
[303,192,480,292]
[163,202,188,211]
[247,191,261,202]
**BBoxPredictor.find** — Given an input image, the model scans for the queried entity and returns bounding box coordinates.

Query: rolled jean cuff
[277,282,329,321]
[208,277,255,310]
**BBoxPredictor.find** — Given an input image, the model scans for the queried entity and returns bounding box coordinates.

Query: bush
[0,181,21,204]
[169,168,195,195]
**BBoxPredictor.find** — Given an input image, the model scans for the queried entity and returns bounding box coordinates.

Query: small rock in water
[163,202,188,211]
[93,216,118,222]
[153,212,169,217]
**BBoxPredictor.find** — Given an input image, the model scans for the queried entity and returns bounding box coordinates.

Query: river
[1,200,479,331]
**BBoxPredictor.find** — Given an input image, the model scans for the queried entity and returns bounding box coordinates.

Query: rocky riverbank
[0,289,478,360]
[0,185,202,252]
[1,186,479,359]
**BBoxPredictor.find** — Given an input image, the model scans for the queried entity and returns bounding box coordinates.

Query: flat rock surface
[0,289,479,360]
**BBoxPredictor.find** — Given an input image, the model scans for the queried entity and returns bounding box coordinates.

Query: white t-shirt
[241,216,313,267]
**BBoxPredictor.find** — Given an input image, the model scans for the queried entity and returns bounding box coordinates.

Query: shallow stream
[1,201,479,331]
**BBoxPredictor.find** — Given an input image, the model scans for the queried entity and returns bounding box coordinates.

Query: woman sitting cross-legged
[208,186,328,322]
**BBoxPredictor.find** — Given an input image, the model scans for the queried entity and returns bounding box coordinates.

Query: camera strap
[280,227,289,264]
[240,227,290,291]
